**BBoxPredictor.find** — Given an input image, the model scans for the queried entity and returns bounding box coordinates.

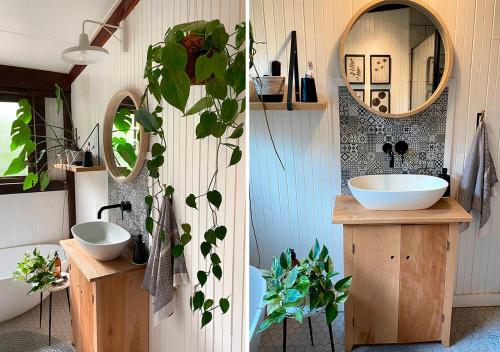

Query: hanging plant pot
[181,33,206,85]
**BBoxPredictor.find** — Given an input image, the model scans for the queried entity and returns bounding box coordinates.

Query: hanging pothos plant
[133,20,245,328]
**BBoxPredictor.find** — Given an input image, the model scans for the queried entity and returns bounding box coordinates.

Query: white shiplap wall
[71,0,246,351]
[250,0,500,305]
[0,98,69,249]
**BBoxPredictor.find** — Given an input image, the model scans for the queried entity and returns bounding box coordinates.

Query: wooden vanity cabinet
[333,196,472,352]
[61,239,149,352]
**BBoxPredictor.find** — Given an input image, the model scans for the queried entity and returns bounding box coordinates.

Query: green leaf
[186,194,197,209]
[207,190,222,209]
[116,141,137,168]
[310,239,320,260]
[23,172,38,190]
[184,97,214,116]
[210,121,226,138]
[145,194,153,215]
[160,68,190,113]
[228,126,244,139]
[257,309,286,333]
[211,52,229,78]
[225,51,245,95]
[280,248,292,269]
[219,298,230,314]
[285,289,302,303]
[210,253,221,265]
[195,54,213,83]
[16,98,32,124]
[204,299,214,310]
[204,229,217,245]
[159,229,166,242]
[335,292,349,304]
[134,108,159,132]
[201,311,212,328]
[55,84,63,114]
[195,111,217,139]
[4,157,27,176]
[162,42,187,71]
[181,223,191,233]
[283,266,299,288]
[165,185,175,196]
[172,244,184,257]
[197,270,207,286]
[206,77,227,100]
[293,309,303,323]
[10,119,31,151]
[214,226,227,240]
[193,291,205,311]
[151,143,166,157]
[221,99,238,123]
[325,303,339,324]
[113,107,132,133]
[181,233,192,245]
[212,264,222,280]
[146,216,154,234]
[229,147,242,166]
[39,171,49,191]
[334,276,352,292]
[319,245,329,261]
[211,26,229,49]
[200,241,212,257]
[235,24,245,49]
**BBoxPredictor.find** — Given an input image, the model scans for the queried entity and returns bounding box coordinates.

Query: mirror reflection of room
[344,4,445,114]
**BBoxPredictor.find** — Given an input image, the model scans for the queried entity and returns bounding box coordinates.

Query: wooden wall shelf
[250,101,327,111]
[53,163,106,173]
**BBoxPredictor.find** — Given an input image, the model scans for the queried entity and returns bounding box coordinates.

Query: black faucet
[383,141,409,168]
[383,143,395,168]
[97,201,132,220]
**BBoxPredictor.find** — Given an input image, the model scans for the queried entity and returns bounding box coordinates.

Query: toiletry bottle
[301,61,318,102]
[133,234,148,265]
[439,168,451,197]
[53,251,61,278]
[290,249,300,267]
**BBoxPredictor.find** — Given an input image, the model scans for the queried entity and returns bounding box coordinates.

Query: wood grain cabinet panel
[352,225,401,345]
[398,225,448,342]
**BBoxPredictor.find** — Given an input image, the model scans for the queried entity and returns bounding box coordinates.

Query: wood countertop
[332,195,473,225]
[60,239,145,282]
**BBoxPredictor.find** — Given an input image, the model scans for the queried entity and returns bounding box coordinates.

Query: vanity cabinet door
[398,225,448,343]
[352,225,401,345]
[68,261,81,349]
[79,272,96,352]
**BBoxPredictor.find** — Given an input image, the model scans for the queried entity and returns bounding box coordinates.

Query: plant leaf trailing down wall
[134,20,245,328]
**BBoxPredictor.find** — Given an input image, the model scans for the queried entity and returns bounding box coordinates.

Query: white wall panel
[71,0,246,351]
[250,0,500,302]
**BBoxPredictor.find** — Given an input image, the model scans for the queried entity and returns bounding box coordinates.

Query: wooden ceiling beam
[68,0,140,83]
[0,64,71,96]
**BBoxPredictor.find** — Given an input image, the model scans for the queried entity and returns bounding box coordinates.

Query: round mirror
[339,0,453,117]
[103,91,149,181]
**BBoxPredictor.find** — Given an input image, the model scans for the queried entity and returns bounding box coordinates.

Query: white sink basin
[71,221,131,261]
[348,174,448,210]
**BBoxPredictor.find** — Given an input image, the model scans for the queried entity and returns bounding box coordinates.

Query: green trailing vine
[134,20,245,328]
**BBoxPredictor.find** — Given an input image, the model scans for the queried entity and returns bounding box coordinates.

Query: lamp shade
[61,33,109,64]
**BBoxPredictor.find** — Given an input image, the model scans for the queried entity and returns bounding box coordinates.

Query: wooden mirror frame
[103,90,149,182]
[339,0,454,118]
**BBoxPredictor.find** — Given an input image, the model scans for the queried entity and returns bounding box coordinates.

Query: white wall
[250,0,500,306]
[70,0,246,351]
[411,32,435,109]
[0,98,69,249]
[345,8,410,112]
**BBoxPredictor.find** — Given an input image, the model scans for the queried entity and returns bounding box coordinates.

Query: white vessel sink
[71,221,131,261]
[348,174,448,210]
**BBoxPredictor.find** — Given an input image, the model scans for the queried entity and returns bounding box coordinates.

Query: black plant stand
[39,279,71,346]
[282,315,335,352]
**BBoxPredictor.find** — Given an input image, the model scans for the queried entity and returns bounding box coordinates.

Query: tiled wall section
[108,166,149,247]
[339,87,448,194]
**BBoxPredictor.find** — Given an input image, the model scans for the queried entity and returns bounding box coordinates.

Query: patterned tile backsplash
[339,86,448,194]
[108,165,149,247]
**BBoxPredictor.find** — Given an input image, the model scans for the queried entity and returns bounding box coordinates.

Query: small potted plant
[13,248,57,294]
[257,240,352,333]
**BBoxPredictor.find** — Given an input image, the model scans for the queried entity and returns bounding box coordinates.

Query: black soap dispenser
[439,168,451,197]
[132,234,148,265]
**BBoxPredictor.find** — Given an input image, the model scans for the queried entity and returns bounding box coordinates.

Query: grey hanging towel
[458,120,498,237]
[142,196,189,326]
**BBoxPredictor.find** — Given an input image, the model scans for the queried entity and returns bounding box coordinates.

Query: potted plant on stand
[257,240,352,351]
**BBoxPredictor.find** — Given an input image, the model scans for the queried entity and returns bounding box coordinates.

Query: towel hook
[476,110,485,129]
